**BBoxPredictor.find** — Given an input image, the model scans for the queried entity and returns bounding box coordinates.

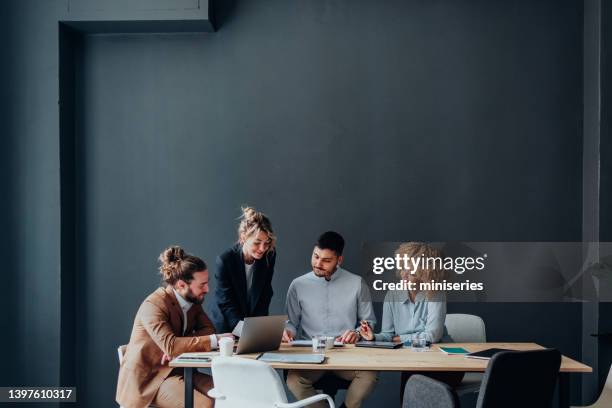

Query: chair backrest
[211,357,288,408]
[403,374,460,408]
[476,348,561,408]
[117,345,127,365]
[444,314,486,343]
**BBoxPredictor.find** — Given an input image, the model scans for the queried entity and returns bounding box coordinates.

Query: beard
[313,264,338,280]
[183,289,204,305]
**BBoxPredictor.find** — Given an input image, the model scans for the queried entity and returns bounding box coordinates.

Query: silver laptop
[235,315,287,355]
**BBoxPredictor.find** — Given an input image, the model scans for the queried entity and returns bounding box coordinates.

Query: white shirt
[173,288,217,349]
[245,262,255,294]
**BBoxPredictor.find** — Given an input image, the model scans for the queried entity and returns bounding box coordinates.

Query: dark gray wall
[4,0,65,391]
[582,0,601,402]
[598,0,612,397]
[0,1,15,388]
[4,0,595,407]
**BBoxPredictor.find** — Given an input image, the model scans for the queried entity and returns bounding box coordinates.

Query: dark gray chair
[403,349,562,408]
[403,374,460,408]
[475,348,561,408]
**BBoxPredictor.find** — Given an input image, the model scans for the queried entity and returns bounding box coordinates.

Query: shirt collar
[172,288,193,312]
[402,290,426,304]
[329,267,344,281]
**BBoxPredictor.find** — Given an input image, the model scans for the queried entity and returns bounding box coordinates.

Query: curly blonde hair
[395,242,446,298]
[237,206,276,251]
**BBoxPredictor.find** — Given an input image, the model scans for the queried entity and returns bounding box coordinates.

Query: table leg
[558,372,569,408]
[184,367,194,408]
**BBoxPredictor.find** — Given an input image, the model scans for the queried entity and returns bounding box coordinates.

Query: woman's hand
[359,320,374,341]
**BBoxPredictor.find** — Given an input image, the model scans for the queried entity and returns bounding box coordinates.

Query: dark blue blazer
[207,243,276,333]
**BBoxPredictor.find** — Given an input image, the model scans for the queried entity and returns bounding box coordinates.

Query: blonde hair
[158,246,206,286]
[395,242,446,298]
[237,206,276,251]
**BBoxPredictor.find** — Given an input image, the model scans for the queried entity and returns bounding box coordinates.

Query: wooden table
[170,342,592,408]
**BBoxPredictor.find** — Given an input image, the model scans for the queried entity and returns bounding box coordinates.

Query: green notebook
[438,346,469,355]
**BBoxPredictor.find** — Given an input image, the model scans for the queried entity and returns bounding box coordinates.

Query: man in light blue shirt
[283,231,377,408]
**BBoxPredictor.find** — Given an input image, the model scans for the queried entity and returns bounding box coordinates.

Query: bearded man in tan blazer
[116,246,233,408]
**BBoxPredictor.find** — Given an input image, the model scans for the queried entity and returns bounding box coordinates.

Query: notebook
[438,346,469,355]
[465,348,515,360]
[356,341,403,349]
[257,353,325,364]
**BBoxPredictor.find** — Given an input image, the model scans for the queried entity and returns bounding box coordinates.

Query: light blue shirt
[285,267,376,340]
[374,289,446,344]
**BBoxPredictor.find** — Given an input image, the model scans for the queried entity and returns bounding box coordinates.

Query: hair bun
[160,245,185,265]
[157,246,207,286]
[241,206,257,221]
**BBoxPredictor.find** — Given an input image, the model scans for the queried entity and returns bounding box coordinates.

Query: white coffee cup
[219,337,234,357]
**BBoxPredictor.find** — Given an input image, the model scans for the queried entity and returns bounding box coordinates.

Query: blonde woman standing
[208,207,277,333]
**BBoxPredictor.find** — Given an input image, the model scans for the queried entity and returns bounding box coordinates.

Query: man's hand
[337,329,360,344]
[216,333,235,341]
[160,353,171,366]
[392,335,401,343]
[359,320,374,341]
[282,329,295,343]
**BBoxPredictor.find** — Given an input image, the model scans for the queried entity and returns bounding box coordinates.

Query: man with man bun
[116,246,232,408]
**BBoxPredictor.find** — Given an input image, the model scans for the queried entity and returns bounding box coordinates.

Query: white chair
[208,357,335,408]
[444,314,486,395]
[571,363,612,408]
[444,314,486,343]
[117,345,157,408]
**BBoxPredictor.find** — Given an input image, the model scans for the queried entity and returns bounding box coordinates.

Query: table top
[169,342,592,373]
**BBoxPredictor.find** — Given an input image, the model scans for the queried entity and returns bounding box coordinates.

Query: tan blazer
[116,286,216,408]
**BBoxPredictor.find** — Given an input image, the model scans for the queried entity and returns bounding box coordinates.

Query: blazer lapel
[164,286,185,335]
[234,245,249,314]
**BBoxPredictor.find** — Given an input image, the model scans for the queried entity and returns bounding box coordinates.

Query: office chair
[209,357,335,408]
[571,362,612,408]
[444,314,487,395]
[475,348,561,408]
[403,374,460,408]
[404,349,562,408]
